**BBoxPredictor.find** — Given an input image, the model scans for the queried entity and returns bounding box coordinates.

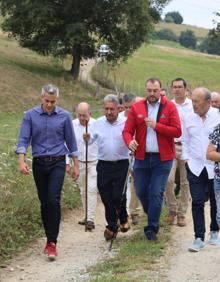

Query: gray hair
[122,92,136,104]
[201,88,211,101]
[103,94,119,105]
[41,84,59,97]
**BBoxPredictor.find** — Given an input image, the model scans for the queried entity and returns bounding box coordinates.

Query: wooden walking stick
[85,120,88,232]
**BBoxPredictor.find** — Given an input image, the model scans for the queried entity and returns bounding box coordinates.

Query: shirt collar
[147,97,161,106]
[39,105,58,115]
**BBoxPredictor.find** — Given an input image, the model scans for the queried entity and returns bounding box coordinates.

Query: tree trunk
[71,46,81,80]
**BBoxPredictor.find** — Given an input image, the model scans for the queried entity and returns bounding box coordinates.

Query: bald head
[211,91,220,109]
[76,102,91,126]
[191,87,211,118]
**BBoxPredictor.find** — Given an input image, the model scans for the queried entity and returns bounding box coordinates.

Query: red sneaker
[46,242,57,261]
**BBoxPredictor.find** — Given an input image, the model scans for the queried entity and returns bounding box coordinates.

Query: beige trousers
[165,144,189,217]
[127,175,141,216]
[77,161,98,222]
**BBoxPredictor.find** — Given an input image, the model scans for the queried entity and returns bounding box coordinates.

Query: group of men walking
[16,78,220,260]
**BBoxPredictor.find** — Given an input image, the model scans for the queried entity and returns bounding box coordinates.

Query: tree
[199,15,220,55]
[157,28,178,41]
[179,30,197,49]
[164,11,183,24]
[0,0,170,80]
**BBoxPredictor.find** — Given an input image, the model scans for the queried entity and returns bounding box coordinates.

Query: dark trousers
[97,159,129,232]
[32,159,66,244]
[186,165,219,240]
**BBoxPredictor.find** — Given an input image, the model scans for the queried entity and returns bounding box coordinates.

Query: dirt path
[0,199,123,282]
[161,202,220,282]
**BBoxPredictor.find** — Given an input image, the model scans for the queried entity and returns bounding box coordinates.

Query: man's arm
[70,155,79,181]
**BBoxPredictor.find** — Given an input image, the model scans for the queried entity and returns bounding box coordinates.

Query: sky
[162,0,220,29]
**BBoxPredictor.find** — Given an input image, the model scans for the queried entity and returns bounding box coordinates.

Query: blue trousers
[134,153,172,234]
[186,165,219,240]
[32,159,66,244]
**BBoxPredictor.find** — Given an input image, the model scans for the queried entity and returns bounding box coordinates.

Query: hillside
[0,33,99,113]
[93,41,220,97]
[155,21,209,39]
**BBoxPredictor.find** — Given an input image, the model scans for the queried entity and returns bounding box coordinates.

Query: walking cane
[85,120,88,232]
[109,152,134,251]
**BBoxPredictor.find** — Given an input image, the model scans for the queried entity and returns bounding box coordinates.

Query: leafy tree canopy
[0,0,170,79]
[179,29,197,49]
[164,11,183,24]
[157,28,178,41]
[199,13,220,55]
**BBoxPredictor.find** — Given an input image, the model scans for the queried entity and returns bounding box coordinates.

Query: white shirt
[72,118,98,162]
[90,114,129,161]
[146,100,160,152]
[182,106,220,179]
[172,97,193,143]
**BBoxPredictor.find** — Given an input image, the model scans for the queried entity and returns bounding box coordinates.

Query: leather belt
[175,142,182,146]
[145,152,160,156]
[33,155,65,162]
[99,159,128,164]
[79,160,97,163]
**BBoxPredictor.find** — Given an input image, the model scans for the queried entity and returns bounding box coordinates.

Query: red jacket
[123,96,181,161]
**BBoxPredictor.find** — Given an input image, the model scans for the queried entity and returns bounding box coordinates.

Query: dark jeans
[186,165,219,240]
[97,159,129,232]
[134,154,172,234]
[32,159,66,244]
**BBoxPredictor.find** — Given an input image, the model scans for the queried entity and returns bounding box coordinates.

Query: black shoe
[85,221,95,231]
[145,230,157,241]
[78,219,86,225]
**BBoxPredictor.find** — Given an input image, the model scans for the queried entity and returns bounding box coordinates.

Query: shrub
[179,30,197,49]
[199,28,220,55]
[157,28,178,42]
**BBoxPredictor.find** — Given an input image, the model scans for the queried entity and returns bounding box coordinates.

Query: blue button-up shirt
[16,106,78,157]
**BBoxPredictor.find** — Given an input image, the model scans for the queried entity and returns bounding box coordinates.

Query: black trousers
[32,159,66,244]
[97,159,129,232]
[186,165,219,240]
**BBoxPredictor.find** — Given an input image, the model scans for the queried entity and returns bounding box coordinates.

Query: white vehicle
[98,44,111,57]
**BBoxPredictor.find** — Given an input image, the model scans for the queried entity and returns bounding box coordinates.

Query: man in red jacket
[123,77,181,241]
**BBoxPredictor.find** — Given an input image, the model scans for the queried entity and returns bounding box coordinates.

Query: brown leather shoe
[78,219,86,225]
[166,214,176,225]
[177,216,186,227]
[104,228,117,241]
[120,222,130,233]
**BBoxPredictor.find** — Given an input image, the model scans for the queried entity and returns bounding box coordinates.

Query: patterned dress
[209,124,220,179]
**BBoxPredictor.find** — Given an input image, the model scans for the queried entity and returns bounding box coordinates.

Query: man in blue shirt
[16,84,79,260]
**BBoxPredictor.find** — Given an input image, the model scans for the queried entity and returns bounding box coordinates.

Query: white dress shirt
[172,97,193,143]
[182,106,220,179]
[90,114,129,161]
[72,118,98,162]
[146,100,160,152]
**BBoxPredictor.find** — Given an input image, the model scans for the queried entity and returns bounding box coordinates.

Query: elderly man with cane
[84,94,130,241]
[70,102,98,231]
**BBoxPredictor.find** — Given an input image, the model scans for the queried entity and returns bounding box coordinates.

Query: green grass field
[93,42,220,97]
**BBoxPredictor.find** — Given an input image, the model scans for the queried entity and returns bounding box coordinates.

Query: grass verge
[89,208,170,282]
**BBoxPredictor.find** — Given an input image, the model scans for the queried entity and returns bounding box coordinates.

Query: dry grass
[155,21,209,39]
